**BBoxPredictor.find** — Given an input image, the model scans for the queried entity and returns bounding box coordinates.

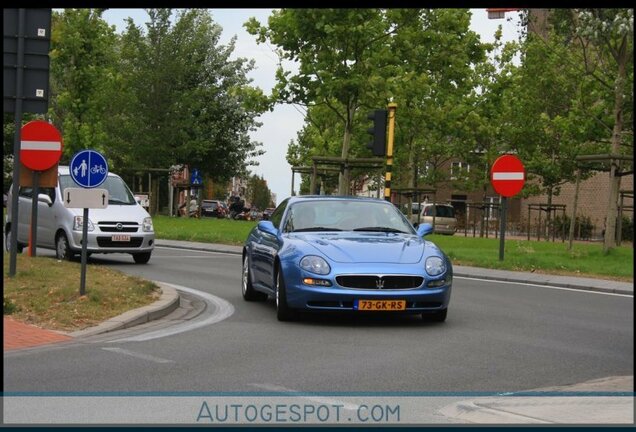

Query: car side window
[269,198,289,229]
[18,187,55,203]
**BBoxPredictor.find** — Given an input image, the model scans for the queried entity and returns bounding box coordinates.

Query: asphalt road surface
[4,246,633,395]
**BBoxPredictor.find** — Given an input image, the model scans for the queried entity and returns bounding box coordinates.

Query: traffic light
[366,109,387,156]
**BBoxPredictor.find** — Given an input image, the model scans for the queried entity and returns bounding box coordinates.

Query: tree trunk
[603,44,627,253]
[338,103,356,195]
[546,187,553,241]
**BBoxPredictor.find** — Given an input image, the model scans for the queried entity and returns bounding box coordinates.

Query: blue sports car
[242,196,452,322]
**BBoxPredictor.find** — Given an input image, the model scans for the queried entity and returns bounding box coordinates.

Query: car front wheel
[275,268,296,322]
[242,255,267,301]
[56,232,74,261]
[5,227,25,253]
[132,252,152,264]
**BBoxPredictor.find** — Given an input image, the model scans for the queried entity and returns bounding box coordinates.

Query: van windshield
[59,175,137,205]
[424,205,455,218]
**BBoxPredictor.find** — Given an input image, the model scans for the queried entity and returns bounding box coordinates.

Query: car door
[36,187,57,248]
[251,199,288,289]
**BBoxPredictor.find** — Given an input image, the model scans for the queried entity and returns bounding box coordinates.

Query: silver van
[5,166,155,263]
[408,203,458,235]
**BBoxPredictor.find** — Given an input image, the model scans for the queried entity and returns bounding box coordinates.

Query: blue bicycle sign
[70,150,109,188]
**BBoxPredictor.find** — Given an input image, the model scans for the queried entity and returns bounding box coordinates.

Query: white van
[5,166,155,263]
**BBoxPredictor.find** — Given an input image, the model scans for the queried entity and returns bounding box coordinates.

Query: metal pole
[384,103,397,202]
[527,205,531,241]
[617,192,624,245]
[291,171,295,196]
[310,163,317,195]
[499,197,507,261]
[9,9,26,277]
[29,171,40,257]
[80,207,89,296]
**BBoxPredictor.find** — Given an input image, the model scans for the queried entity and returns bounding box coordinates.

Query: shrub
[554,215,594,240]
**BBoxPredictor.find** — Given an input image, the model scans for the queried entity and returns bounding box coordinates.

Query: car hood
[67,204,150,222]
[290,232,425,264]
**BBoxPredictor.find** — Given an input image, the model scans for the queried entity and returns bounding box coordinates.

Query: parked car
[200,199,227,219]
[242,195,452,322]
[4,166,154,263]
[409,203,457,235]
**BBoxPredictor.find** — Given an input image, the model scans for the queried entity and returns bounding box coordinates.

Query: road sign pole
[8,9,26,277]
[80,207,89,296]
[499,197,507,261]
[29,170,39,257]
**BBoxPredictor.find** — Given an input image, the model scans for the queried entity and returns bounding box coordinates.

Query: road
[4,245,633,396]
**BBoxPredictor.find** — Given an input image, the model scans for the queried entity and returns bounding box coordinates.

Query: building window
[451,162,470,180]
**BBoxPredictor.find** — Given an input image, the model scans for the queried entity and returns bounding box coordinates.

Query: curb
[68,282,180,338]
[452,269,634,296]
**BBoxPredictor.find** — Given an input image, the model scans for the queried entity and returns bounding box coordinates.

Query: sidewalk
[155,239,634,296]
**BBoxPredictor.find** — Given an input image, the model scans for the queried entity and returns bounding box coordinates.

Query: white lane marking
[101,347,174,363]
[108,283,235,343]
[492,172,524,180]
[454,276,633,298]
[249,383,360,411]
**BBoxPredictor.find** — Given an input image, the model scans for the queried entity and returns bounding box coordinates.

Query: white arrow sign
[63,188,109,209]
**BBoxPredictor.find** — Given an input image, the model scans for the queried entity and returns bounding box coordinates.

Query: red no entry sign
[490,154,525,197]
[20,120,63,171]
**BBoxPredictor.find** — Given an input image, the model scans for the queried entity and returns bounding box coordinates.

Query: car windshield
[202,201,217,209]
[424,205,455,218]
[285,200,415,234]
[59,175,137,205]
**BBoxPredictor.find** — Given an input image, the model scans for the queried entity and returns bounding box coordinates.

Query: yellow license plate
[355,300,406,311]
[111,234,131,242]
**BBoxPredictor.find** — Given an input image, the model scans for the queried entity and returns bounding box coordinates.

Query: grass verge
[3,254,160,332]
[153,215,633,282]
[429,234,633,281]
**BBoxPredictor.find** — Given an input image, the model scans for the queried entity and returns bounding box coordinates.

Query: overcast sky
[101,8,522,205]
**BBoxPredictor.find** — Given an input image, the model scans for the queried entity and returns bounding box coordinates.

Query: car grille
[306,301,442,309]
[98,221,139,233]
[96,237,144,248]
[336,275,424,289]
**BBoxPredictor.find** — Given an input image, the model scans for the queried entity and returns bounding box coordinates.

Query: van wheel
[132,252,151,264]
[4,227,24,253]
[56,232,74,261]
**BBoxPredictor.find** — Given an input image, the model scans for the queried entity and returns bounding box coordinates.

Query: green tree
[509,9,633,247]
[49,9,118,161]
[247,174,272,210]
[111,9,268,181]
[246,9,407,194]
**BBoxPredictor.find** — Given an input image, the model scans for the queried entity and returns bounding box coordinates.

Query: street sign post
[70,149,108,188]
[490,155,526,261]
[68,149,109,296]
[19,120,63,258]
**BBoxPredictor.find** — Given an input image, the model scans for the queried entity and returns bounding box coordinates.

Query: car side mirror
[416,223,433,237]
[257,220,278,236]
[38,193,53,207]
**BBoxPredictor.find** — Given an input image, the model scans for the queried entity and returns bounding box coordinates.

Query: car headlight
[73,216,94,232]
[425,256,446,276]
[299,255,331,275]
[142,217,154,232]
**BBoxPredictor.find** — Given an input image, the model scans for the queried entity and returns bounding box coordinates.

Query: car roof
[286,195,391,205]
[58,165,120,178]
